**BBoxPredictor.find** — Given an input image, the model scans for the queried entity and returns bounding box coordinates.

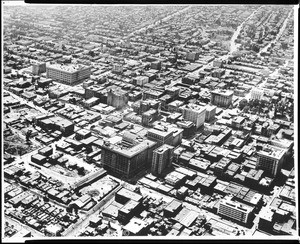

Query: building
[44,224,63,237]
[136,76,149,87]
[32,62,46,75]
[251,88,264,100]
[142,109,158,127]
[46,64,91,85]
[168,100,184,113]
[256,146,286,177]
[118,199,142,223]
[147,128,173,148]
[205,104,217,122]
[100,138,156,179]
[182,103,206,129]
[218,197,254,224]
[258,206,274,231]
[112,63,123,74]
[107,88,128,109]
[122,217,148,236]
[176,120,196,138]
[83,97,100,108]
[211,89,233,107]
[151,144,174,176]
[213,59,223,68]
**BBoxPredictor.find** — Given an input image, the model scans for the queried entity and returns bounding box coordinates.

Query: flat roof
[117,188,143,202]
[47,63,90,73]
[182,103,206,113]
[123,217,147,234]
[148,128,173,137]
[211,89,234,96]
[154,144,174,154]
[102,139,156,158]
[219,198,254,213]
[257,146,286,160]
[174,208,198,227]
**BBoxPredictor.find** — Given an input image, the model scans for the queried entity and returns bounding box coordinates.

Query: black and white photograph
[1,2,298,242]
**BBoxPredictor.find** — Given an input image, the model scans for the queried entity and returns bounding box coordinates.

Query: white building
[218,197,254,224]
[46,64,91,85]
[251,88,264,100]
[182,103,206,129]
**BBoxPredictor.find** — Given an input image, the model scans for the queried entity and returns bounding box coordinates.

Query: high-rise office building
[256,146,286,177]
[218,197,254,224]
[100,138,156,179]
[107,88,129,109]
[205,104,217,122]
[46,64,91,85]
[182,103,206,129]
[147,128,173,148]
[211,89,234,107]
[32,62,46,75]
[151,144,174,176]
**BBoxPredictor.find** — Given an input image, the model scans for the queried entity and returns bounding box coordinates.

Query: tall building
[251,88,264,100]
[151,144,174,176]
[205,104,217,122]
[258,206,274,231]
[107,88,128,109]
[182,103,206,129]
[218,197,254,224]
[32,62,46,75]
[211,89,233,107]
[46,64,91,85]
[100,138,156,179]
[256,146,286,177]
[147,128,173,148]
[142,109,158,127]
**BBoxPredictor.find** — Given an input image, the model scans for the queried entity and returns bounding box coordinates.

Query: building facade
[46,64,91,85]
[182,104,206,129]
[147,128,173,148]
[205,104,217,122]
[211,89,234,107]
[100,139,156,179]
[107,88,128,109]
[256,146,286,177]
[251,88,264,100]
[218,198,254,224]
[151,144,174,176]
[32,62,46,75]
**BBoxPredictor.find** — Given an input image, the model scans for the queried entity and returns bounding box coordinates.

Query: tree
[239,99,248,110]
[253,99,260,107]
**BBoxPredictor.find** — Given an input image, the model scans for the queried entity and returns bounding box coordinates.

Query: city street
[3,4,296,240]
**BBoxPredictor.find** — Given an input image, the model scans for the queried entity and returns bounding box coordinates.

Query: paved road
[228,6,263,56]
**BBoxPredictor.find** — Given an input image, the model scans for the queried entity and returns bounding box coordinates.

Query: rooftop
[47,63,90,73]
[154,144,174,154]
[211,89,234,96]
[257,145,286,160]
